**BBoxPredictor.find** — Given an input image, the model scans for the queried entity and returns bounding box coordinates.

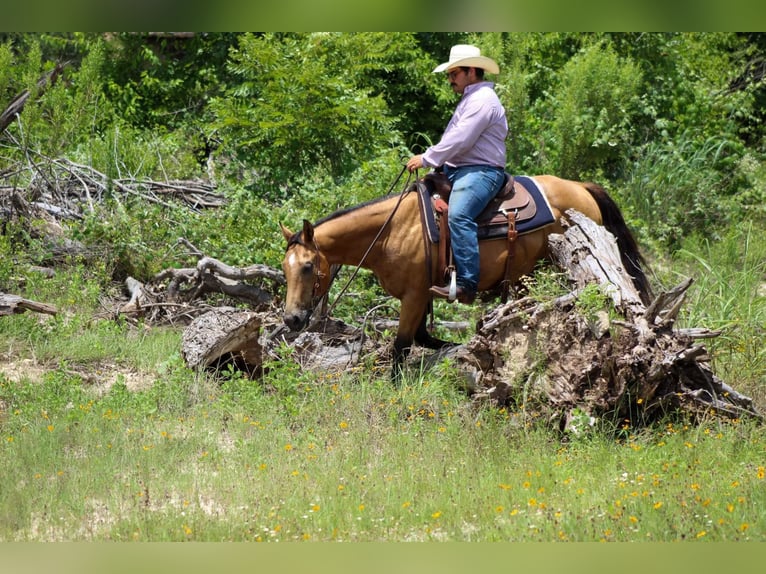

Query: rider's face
[447,67,475,94]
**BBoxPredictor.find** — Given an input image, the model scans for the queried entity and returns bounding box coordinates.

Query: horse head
[280,219,331,331]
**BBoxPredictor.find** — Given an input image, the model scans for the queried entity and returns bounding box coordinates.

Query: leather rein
[302,165,414,319]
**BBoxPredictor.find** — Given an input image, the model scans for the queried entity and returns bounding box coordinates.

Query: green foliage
[671,223,766,400]
[544,40,643,180]
[210,33,404,192]
[0,43,19,102]
[621,131,744,247]
[99,33,239,131]
[1,38,108,160]
[574,282,612,320]
[71,200,188,281]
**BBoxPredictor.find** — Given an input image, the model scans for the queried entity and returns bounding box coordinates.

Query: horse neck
[314,195,410,267]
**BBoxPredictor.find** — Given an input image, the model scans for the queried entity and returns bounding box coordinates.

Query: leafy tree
[98,33,239,131]
[210,33,413,194]
[545,39,642,180]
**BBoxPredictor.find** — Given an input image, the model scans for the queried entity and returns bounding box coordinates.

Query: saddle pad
[477,175,555,240]
[416,175,556,244]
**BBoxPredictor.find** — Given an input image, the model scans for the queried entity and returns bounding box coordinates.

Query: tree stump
[438,210,761,429]
[181,307,371,376]
[181,308,265,373]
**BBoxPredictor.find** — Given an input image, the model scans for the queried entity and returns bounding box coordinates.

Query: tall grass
[669,222,766,404]
[621,132,741,248]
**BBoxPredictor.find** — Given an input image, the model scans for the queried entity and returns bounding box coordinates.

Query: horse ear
[302,219,314,243]
[280,223,293,242]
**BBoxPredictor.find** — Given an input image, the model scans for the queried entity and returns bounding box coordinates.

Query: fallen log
[181,307,370,375]
[181,308,265,373]
[435,210,761,428]
[0,292,57,316]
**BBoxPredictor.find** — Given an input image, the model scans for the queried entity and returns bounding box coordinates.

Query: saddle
[417,171,542,302]
[424,172,538,233]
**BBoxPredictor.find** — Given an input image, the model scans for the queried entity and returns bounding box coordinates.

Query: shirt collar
[462,81,494,97]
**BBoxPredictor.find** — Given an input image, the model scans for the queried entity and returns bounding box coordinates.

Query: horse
[280,174,652,376]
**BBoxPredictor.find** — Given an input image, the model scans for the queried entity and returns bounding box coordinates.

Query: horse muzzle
[283,309,311,331]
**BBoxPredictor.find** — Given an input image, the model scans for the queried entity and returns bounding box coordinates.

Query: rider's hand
[406,154,424,173]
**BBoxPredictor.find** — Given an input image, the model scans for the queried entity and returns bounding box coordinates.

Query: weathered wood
[0,293,57,316]
[436,210,761,427]
[116,239,285,324]
[182,308,264,371]
[181,308,370,376]
[548,209,646,318]
[195,256,285,285]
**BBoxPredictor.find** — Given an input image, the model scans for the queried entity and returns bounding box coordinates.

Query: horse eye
[301,262,314,275]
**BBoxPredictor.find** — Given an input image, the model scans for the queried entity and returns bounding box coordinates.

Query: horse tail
[584,182,654,305]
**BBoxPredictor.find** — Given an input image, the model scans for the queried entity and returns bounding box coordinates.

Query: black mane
[313,194,392,227]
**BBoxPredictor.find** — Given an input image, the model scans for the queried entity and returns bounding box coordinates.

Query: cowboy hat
[432,44,500,74]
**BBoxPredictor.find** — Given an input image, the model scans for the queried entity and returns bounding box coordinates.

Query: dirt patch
[0,358,156,394]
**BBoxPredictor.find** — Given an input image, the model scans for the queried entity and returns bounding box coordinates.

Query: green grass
[668,222,766,404]
[1,361,764,542]
[0,222,764,542]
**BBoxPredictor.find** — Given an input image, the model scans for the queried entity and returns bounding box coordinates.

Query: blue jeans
[444,165,505,293]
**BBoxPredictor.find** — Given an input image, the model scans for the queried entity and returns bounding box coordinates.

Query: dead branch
[116,238,285,325]
[1,152,227,222]
[0,62,68,135]
[0,292,57,316]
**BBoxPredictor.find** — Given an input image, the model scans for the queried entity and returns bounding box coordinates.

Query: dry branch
[0,62,67,135]
[0,292,57,316]
[1,153,227,223]
[117,239,285,325]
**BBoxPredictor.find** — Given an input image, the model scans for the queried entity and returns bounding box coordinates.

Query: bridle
[285,232,330,314]
[308,236,329,310]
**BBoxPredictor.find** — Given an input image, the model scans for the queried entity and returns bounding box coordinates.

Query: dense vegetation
[0,33,764,542]
[3,33,765,242]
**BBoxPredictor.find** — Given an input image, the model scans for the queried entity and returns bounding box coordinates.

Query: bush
[543,40,642,180]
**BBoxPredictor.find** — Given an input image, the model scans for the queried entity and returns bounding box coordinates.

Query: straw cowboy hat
[432,44,500,74]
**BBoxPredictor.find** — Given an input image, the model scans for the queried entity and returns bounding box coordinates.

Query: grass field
[1,346,763,542]
[1,222,764,542]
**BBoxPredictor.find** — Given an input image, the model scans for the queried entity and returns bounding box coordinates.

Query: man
[406,44,508,305]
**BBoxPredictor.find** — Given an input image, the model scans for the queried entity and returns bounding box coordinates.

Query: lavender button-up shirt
[422,81,507,170]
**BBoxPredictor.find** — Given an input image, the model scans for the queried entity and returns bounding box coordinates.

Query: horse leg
[392,334,412,381]
[414,310,454,350]
[390,298,431,380]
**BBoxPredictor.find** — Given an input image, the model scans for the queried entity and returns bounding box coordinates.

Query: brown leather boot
[429,285,476,304]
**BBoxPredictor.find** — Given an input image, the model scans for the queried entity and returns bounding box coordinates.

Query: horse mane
[313,195,393,227]
[285,231,304,248]
[285,195,396,250]
[583,182,654,305]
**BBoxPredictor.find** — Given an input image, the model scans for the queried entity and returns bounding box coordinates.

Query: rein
[319,165,413,318]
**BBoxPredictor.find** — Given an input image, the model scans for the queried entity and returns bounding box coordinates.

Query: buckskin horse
[280,173,652,376]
